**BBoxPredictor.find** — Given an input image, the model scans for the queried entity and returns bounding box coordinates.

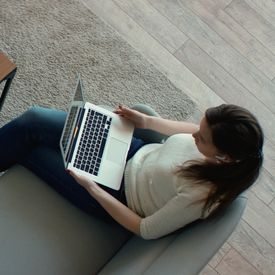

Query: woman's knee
[19,106,47,126]
[16,107,67,137]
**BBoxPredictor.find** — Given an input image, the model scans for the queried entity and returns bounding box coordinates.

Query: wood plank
[113,0,188,53]
[174,39,275,141]
[202,0,233,10]
[228,220,275,275]
[208,242,232,268]
[245,0,275,28]
[243,191,275,247]
[81,0,224,112]
[197,0,233,12]
[252,169,275,205]
[263,139,275,174]
[199,264,219,275]
[269,199,275,213]
[149,0,275,114]
[225,0,275,56]
[184,0,275,80]
[215,248,261,275]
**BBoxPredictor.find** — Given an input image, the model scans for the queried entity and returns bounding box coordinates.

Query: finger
[118,106,135,116]
[114,104,125,114]
[67,169,81,181]
[66,169,75,179]
[66,168,72,175]
[115,106,131,117]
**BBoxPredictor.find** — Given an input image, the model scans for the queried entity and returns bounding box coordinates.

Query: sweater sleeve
[139,193,204,240]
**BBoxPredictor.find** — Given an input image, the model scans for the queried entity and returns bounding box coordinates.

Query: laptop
[60,75,134,190]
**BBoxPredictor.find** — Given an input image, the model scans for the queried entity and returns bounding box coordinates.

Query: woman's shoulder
[167,133,194,141]
[162,133,202,160]
[165,133,197,150]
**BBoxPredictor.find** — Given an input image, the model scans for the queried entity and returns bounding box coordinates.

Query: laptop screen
[73,78,84,102]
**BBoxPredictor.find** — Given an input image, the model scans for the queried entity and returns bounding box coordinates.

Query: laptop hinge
[66,107,85,163]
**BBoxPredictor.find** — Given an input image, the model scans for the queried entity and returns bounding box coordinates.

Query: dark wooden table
[0,52,17,111]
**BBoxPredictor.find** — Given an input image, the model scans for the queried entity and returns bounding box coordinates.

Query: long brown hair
[178,104,264,217]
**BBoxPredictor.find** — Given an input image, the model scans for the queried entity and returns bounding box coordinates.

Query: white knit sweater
[124,133,213,240]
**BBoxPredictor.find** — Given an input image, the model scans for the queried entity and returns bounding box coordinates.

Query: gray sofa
[0,105,246,275]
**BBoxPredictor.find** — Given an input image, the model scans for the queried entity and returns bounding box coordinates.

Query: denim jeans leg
[0,106,66,171]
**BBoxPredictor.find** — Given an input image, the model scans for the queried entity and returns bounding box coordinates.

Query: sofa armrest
[99,196,247,275]
[99,234,177,275]
[0,165,130,275]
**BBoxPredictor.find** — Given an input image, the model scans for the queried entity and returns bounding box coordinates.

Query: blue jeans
[0,106,146,220]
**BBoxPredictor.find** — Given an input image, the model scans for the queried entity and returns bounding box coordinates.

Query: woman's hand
[114,105,148,129]
[67,169,101,195]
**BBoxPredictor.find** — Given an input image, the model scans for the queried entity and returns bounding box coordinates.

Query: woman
[0,104,263,240]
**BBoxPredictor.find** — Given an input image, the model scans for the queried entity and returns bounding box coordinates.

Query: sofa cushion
[0,165,130,275]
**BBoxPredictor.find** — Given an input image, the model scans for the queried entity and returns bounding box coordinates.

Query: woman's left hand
[67,169,100,194]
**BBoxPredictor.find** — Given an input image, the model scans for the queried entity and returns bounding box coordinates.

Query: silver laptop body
[60,75,134,190]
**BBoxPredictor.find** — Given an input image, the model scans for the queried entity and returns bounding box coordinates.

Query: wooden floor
[80,0,275,274]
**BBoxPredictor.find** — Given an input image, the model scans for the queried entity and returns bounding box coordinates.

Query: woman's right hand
[114,105,148,129]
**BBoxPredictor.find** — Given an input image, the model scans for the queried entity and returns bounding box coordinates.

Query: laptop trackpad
[106,138,128,165]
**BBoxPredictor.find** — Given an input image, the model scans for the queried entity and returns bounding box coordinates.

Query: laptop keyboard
[74,110,112,176]
[61,106,78,152]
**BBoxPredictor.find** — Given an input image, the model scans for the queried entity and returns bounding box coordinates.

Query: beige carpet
[0,0,196,126]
